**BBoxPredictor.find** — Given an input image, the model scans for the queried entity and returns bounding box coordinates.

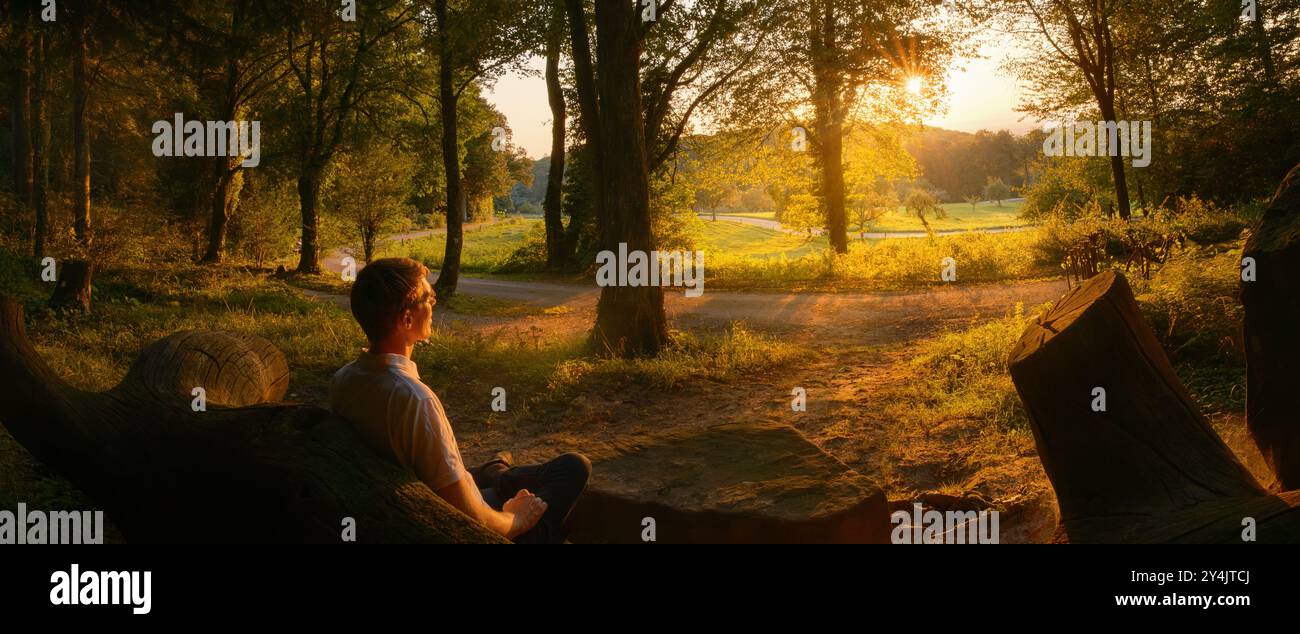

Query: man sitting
[330,257,591,543]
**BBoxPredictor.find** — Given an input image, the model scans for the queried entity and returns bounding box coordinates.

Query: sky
[485,38,1037,160]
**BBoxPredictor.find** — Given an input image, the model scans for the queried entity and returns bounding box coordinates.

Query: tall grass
[379,217,539,273]
[547,322,804,393]
[883,303,1039,435]
[706,230,1052,290]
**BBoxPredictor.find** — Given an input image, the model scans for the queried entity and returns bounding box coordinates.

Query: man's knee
[552,452,592,486]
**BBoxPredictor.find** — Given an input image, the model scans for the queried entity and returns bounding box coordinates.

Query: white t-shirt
[330,351,465,491]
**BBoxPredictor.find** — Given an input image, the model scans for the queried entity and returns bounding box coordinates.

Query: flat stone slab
[567,422,889,543]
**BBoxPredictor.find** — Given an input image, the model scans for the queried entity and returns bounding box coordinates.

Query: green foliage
[1133,242,1247,412]
[495,222,549,273]
[325,142,418,262]
[1020,157,1113,220]
[906,127,1033,201]
[231,180,303,267]
[904,188,945,233]
[652,172,704,252]
[1032,198,1255,282]
[782,193,823,239]
[983,177,1013,205]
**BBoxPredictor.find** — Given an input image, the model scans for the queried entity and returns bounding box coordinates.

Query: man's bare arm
[436,472,547,539]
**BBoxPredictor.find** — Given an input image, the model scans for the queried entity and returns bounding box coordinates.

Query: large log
[1008,270,1300,543]
[0,296,505,543]
[1241,163,1300,490]
[567,422,890,543]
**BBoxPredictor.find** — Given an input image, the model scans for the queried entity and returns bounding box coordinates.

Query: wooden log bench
[0,296,505,543]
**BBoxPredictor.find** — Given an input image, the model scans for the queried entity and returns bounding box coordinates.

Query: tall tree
[9,2,34,211]
[584,0,664,355]
[721,0,956,254]
[283,0,416,273]
[1011,0,1132,218]
[30,23,49,258]
[425,0,540,298]
[138,0,294,262]
[566,0,774,355]
[542,0,568,267]
[70,1,95,246]
[808,0,953,251]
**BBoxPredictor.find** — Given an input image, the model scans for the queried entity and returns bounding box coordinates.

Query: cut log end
[1009,270,1284,542]
[119,330,290,407]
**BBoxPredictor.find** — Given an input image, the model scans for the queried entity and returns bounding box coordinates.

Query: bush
[1133,242,1245,367]
[1020,158,1113,219]
[1032,198,1258,284]
[497,222,548,273]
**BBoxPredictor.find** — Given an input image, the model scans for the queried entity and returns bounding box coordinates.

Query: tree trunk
[1099,100,1131,220]
[589,0,667,357]
[1008,270,1300,543]
[296,169,322,273]
[201,164,243,264]
[816,108,848,254]
[433,0,463,299]
[559,146,591,265]
[30,31,49,259]
[1241,163,1300,490]
[48,261,93,313]
[1250,0,1277,85]
[0,296,506,543]
[72,18,91,246]
[810,1,847,254]
[362,226,376,264]
[543,3,568,269]
[11,25,33,208]
[563,0,601,267]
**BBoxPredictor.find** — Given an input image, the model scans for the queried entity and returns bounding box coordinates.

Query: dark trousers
[471,452,591,544]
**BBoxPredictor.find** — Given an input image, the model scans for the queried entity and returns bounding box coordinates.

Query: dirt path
[315,241,1067,345]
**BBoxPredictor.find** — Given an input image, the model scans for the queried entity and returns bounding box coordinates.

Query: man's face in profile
[407,278,436,345]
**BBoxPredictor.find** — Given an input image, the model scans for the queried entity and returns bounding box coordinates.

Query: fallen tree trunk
[1008,270,1300,543]
[0,296,505,543]
[1241,163,1300,490]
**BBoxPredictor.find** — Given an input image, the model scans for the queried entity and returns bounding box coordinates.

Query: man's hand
[436,472,547,540]
[502,489,548,539]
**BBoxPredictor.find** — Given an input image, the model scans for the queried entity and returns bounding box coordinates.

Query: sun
[905,76,924,96]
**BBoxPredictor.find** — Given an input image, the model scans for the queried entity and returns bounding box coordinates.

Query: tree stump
[1241,163,1300,490]
[1008,270,1300,543]
[48,259,93,312]
[0,296,505,543]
